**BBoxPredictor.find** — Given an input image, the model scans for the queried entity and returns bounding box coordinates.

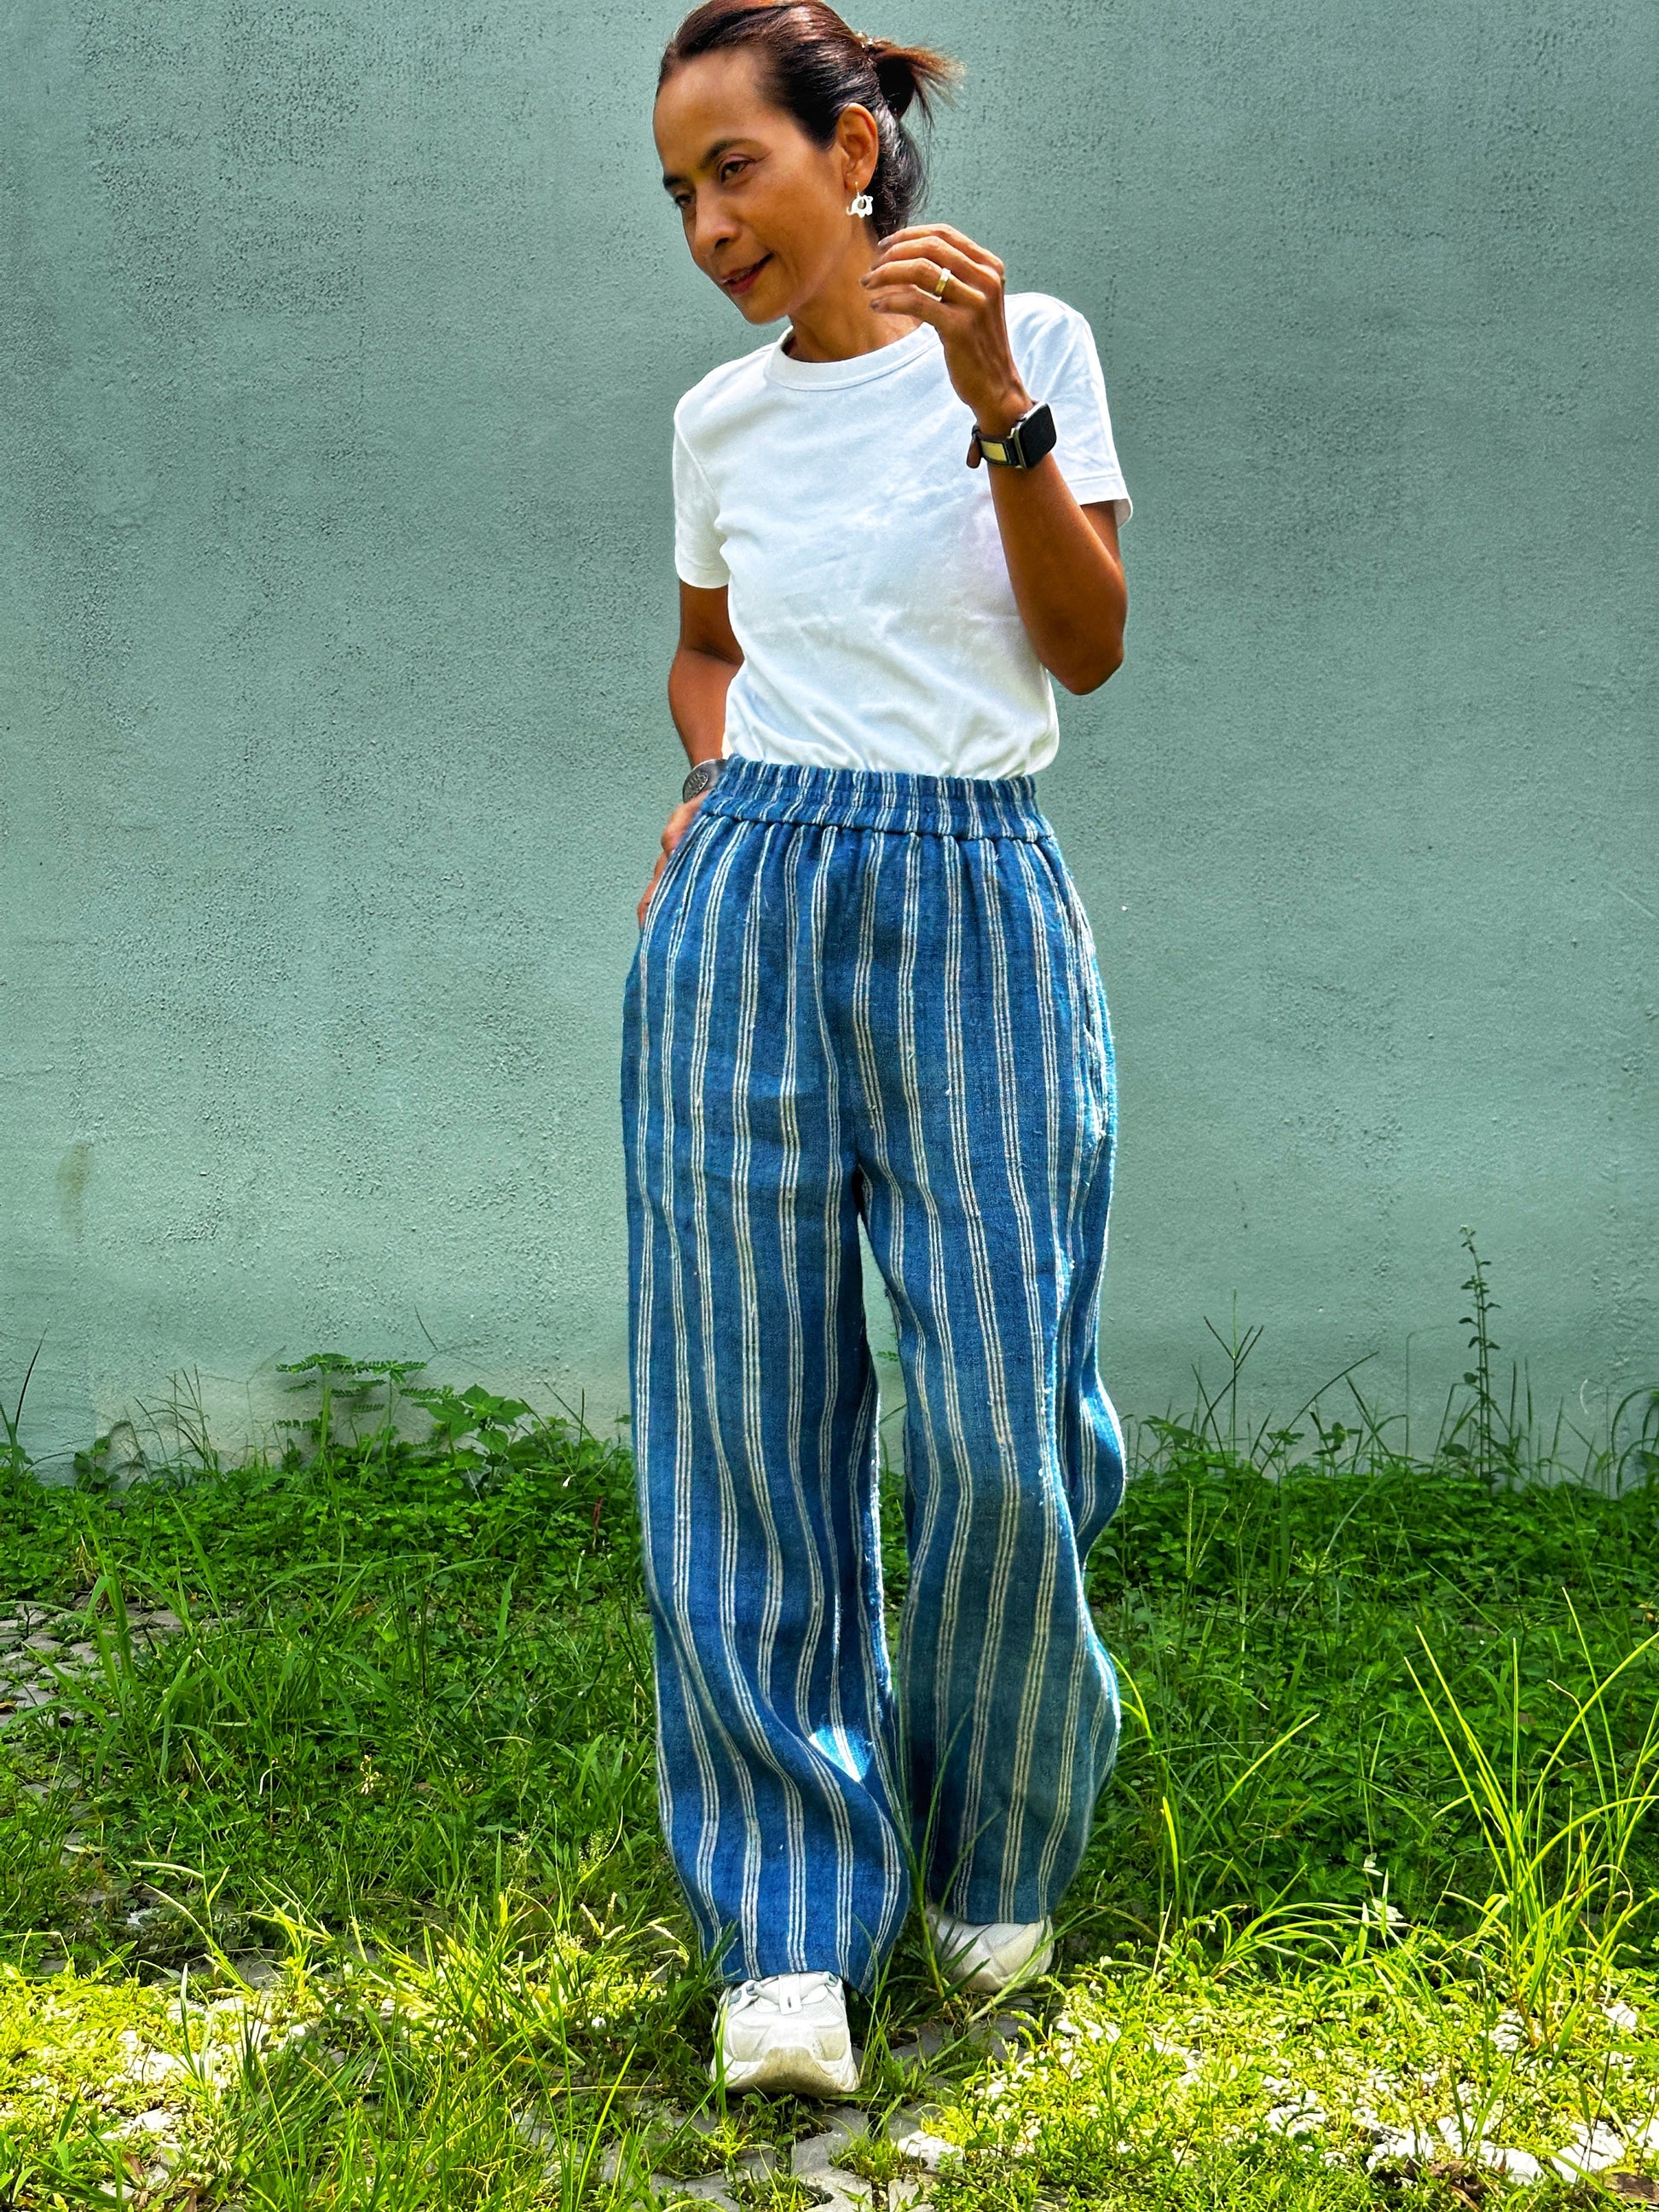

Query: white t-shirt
[671,292,1131,781]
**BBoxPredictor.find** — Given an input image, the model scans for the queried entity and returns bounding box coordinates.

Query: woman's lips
[722,254,771,296]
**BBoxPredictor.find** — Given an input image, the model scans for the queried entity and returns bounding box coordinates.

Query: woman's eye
[719,159,747,183]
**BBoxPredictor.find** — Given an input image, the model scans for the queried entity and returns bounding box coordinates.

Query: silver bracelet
[682,758,722,804]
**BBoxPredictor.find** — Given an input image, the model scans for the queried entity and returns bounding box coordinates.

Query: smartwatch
[682,758,722,804]
[970,401,1057,471]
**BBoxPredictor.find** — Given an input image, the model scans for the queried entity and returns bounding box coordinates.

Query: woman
[624,0,1132,2097]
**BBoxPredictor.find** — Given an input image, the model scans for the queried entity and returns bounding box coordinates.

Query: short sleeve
[672,413,730,588]
[1011,298,1132,525]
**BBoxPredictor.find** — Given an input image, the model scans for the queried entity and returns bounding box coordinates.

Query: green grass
[2,1287,1658,2209]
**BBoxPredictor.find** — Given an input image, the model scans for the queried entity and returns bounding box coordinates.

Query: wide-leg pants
[621,759,1125,1991]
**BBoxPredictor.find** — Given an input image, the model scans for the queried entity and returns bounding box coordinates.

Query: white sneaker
[711,1970,861,2096]
[924,1903,1055,1995]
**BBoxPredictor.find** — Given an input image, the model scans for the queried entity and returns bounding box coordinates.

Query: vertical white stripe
[634,820,737,1955]
[793,823,882,1968]
[842,826,948,1949]
[928,835,1053,1907]
[1024,840,1119,1906]
[662,823,770,1951]
[1006,837,1091,1902]
[880,834,982,1840]
[924,837,1034,1913]
[964,837,1066,1903]
[772,831,828,1965]
[725,824,812,1959]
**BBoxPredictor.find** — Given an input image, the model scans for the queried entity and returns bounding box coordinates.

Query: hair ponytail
[865,37,951,123]
[658,3,962,237]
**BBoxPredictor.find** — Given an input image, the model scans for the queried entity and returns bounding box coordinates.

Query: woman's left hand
[860,223,1032,442]
[862,224,1127,696]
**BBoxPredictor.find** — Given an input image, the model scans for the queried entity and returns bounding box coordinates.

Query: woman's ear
[834,101,882,199]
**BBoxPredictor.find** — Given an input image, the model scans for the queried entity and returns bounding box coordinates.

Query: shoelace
[725,1972,841,2016]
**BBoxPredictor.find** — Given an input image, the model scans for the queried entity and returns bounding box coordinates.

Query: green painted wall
[3,0,1653,1475]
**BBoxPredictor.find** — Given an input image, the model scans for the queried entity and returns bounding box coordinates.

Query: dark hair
[658,1,961,239]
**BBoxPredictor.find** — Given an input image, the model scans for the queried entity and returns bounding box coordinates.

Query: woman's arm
[862,227,1127,695]
[639,581,743,926]
[670,580,743,761]
[981,482,1124,695]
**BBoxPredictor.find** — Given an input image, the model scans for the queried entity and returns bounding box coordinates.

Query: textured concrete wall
[3,0,1653,1473]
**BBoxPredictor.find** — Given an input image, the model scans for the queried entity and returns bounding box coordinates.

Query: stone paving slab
[885,2105,957,2172]
[0,1595,193,1728]
[664,2179,743,2208]
[593,2099,936,2211]
[792,2105,870,2171]
[889,2006,1040,2072]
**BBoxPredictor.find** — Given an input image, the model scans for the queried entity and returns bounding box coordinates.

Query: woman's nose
[693,194,739,258]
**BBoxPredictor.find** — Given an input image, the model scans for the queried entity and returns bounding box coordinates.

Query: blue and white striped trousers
[621,759,1124,1991]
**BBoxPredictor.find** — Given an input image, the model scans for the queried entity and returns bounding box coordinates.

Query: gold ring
[933,264,951,301]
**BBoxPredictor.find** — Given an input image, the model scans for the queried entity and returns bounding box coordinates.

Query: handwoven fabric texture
[622,758,1125,1990]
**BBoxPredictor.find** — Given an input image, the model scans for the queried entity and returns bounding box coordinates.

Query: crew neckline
[765,318,938,390]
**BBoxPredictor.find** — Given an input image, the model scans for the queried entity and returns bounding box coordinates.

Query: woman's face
[655,48,876,326]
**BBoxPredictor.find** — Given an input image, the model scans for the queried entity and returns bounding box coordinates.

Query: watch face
[979,402,1055,467]
[1020,402,1057,466]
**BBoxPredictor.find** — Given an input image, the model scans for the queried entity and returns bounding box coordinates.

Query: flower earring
[847,189,874,217]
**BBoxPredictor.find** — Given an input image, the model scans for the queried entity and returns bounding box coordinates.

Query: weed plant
[2,1255,1658,2207]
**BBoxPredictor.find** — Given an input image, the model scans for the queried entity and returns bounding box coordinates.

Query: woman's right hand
[638,797,704,927]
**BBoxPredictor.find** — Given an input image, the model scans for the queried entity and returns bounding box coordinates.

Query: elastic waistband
[697,758,1053,841]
